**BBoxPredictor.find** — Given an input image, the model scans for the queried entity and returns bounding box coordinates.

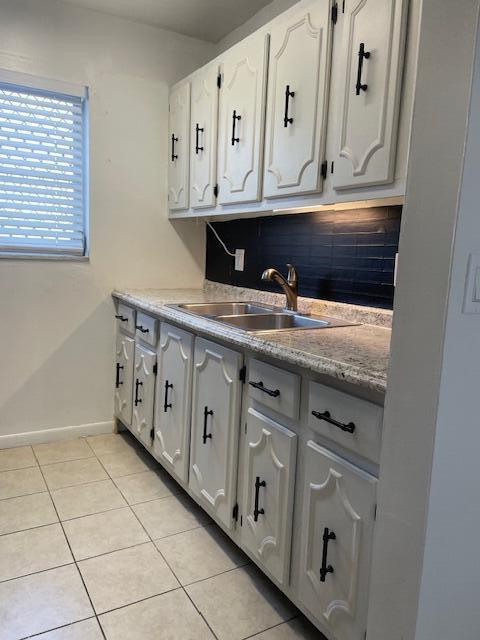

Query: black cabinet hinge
[150,427,154,440]
[217,74,222,89]
[153,363,158,375]
[331,3,338,24]
[232,503,239,521]
[213,184,219,198]
[321,160,328,180]
[239,365,246,383]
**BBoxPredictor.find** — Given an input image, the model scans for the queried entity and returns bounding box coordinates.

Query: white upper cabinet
[298,441,377,640]
[332,0,407,190]
[189,338,243,529]
[190,64,219,209]
[240,408,297,585]
[168,81,190,210]
[263,0,333,198]
[154,323,194,484]
[217,32,269,205]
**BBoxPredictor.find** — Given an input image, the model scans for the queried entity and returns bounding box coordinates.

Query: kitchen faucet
[261,264,298,311]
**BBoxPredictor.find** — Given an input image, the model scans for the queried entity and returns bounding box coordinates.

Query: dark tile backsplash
[205,206,401,309]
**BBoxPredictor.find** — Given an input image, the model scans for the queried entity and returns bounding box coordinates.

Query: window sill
[0,252,90,262]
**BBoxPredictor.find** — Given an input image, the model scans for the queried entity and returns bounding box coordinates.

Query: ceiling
[54,0,273,42]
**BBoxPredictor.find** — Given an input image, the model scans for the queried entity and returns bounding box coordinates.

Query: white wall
[0,0,214,443]
[215,0,297,53]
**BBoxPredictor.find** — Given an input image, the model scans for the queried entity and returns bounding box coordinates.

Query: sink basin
[216,313,331,332]
[176,302,276,318]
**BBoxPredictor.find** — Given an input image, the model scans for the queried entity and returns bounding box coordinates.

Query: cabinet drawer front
[115,303,136,335]
[135,312,158,347]
[308,382,383,463]
[248,359,300,420]
[241,408,297,585]
[299,441,377,640]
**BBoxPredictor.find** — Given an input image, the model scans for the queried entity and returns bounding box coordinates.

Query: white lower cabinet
[114,332,135,426]
[189,337,243,529]
[240,407,297,585]
[131,344,157,448]
[153,323,194,484]
[298,441,377,640]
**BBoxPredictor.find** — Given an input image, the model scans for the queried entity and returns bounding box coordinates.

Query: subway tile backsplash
[205,206,401,309]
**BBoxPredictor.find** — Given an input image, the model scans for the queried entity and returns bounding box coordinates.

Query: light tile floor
[0,432,324,640]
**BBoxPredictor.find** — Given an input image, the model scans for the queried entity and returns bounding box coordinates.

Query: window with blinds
[0,78,88,256]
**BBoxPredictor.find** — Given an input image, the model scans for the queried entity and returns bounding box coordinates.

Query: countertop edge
[113,290,388,395]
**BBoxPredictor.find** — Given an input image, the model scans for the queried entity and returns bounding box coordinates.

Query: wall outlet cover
[235,249,245,271]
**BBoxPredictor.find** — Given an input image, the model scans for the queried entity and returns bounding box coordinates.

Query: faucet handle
[286,264,298,289]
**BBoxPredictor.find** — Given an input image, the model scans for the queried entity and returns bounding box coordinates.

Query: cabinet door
[153,323,194,484]
[190,64,219,209]
[263,0,332,198]
[217,32,269,205]
[189,338,243,529]
[299,441,377,640]
[168,81,190,210]
[240,408,297,585]
[114,333,135,427]
[131,344,157,448]
[332,0,407,189]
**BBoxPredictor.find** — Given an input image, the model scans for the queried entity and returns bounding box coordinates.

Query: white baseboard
[0,420,115,449]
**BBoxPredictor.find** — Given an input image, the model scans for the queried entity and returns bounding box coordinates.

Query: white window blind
[0,79,87,256]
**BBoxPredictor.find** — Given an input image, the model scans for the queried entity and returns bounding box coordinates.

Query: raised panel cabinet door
[240,408,297,585]
[263,0,333,198]
[189,337,243,529]
[153,323,194,484]
[114,333,135,427]
[217,32,269,205]
[168,81,190,210]
[131,344,156,448]
[190,64,219,209]
[299,441,377,640]
[332,0,407,189]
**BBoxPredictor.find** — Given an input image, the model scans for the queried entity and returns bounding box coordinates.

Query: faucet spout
[261,263,298,311]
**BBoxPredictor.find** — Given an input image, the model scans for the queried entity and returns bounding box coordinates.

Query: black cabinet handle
[355,42,371,95]
[164,380,173,412]
[115,314,128,322]
[136,325,149,334]
[115,363,124,389]
[231,109,241,145]
[202,406,213,444]
[320,527,336,582]
[283,84,295,127]
[195,123,204,154]
[249,381,280,398]
[134,379,143,406]
[253,476,266,522]
[311,410,356,434]
[171,133,178,161]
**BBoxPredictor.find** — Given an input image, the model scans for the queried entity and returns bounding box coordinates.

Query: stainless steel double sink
[169,302,356,334]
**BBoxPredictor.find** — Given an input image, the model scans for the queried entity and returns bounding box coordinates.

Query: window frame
[0,68,89,261]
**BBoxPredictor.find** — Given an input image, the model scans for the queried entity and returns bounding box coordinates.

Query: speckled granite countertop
[113,282,391,395]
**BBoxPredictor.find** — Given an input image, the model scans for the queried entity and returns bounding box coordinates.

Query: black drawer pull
[355,42,371,95]
[136,325,149,334]
[231,109,241,145]
[115,314,128,322]
[115,363,124,389]
[312,410,356,434]
[171,133,178,161]
[164,380,173,412]
[195,123,204,154]
[249,381,280,398]
[283,84,295,127]
[320,527,336,582]
[134,379,143,406]
[253,476,266,522]
[203,406,213,444]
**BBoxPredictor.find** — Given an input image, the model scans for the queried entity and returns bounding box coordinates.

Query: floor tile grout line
[0,489,50,504]
[243,614,302,640]
[176,559,252,588]
[36,454,96,467]
[0,560,76,586]
[0,518,62,539]
[30,446,108,640]
[21,615,98,639]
